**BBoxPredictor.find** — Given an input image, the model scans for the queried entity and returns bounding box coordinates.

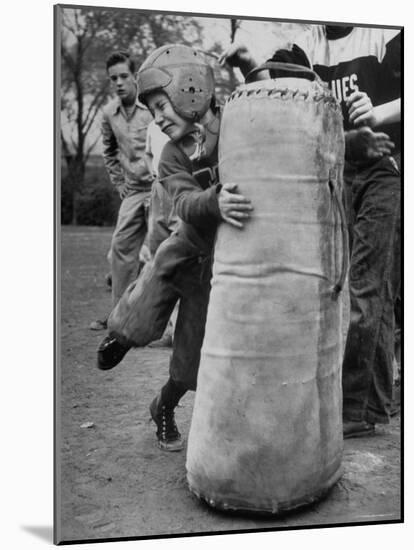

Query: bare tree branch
[82,98,106,139]
[230,19,240,43]
[61,10,78,36]
[60,129,73,162]
[81,85,108,133]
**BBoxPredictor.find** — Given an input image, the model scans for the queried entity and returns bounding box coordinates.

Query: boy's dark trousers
[108,233,212,391]
[342,155,401,424]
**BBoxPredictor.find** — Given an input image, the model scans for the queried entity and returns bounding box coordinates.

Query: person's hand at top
[218,182,253,229]
[346,91,377,128]
[218,42,257,77]
[347,91,401,129]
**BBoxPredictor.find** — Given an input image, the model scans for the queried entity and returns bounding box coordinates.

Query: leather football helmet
[137,44,215,121]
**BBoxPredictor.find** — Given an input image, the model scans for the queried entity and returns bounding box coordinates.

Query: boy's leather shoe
[97,335,130,370]
[149,395,184,452]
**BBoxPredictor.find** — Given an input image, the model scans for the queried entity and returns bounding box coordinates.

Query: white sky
[200,16,308,60]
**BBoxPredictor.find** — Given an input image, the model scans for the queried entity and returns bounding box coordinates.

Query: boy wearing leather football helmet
[97,45,253,451]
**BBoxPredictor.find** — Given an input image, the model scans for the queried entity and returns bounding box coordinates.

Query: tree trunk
[70,159,85,225]
[71,190,79,225]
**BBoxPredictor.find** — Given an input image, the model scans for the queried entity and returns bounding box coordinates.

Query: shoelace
[160,406,179,441]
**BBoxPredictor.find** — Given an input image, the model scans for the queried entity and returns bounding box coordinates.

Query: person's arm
[219,40,312,82]
[371,99,400,126]
[347,93,400,128]
[347,30,401,129]
[217,183,253,229]
[159,144,253,229]
[163,170,222,226]
[170,175,253,229]
[345,127,395,165]
[101,112,126,198]
[219,42,259,78]
[268,44,312,68]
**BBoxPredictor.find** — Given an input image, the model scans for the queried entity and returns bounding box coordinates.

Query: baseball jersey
[294,26,401,151]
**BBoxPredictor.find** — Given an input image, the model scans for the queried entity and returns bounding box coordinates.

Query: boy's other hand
[218,182,253,229]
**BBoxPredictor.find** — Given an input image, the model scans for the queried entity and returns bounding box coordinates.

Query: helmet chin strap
[189,122,206,161]
[188,109,220,161]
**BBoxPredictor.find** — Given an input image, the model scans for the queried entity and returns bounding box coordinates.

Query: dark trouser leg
[147,181,181,344]
[343,163,358,253]
[169,259,212,392]
[342,157,400,425]
[150,256,211,451]
[108,236,184,346]
[160,378,188,409]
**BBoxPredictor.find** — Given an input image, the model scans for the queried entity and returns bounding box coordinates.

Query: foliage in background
[61,159,120,226]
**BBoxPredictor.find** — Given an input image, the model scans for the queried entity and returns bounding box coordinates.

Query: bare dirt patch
[57,226,401,543]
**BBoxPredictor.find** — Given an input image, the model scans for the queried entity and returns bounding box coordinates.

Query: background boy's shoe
[343,420,375,439]
[147,333,173,348]
[149,396,184,452]
[89,318,108,331]
[97,335,130,370]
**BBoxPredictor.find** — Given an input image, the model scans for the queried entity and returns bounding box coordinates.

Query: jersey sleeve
[267,26,320,73]
[293,25,320,66]
[382,31,401,87]
[158,142,221,226]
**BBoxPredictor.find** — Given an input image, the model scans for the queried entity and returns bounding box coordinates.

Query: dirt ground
[56,226,401,543]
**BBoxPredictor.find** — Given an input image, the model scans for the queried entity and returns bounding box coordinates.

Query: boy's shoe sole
[157,438,184,452]
[343,420,375,439]
[148,334,173,348]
